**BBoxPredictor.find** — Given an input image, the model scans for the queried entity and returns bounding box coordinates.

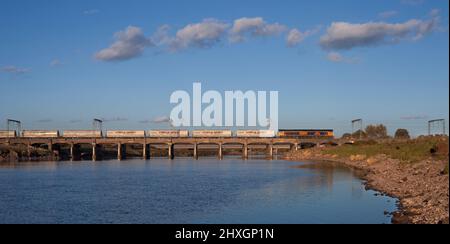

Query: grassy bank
[324,136,448,165]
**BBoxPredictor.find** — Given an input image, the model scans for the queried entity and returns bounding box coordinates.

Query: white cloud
[96,17,339,59]
[286,27,321,47]
[151,24,172,46]
[152,116,171,124]
[93,14,444,61]
[400,115,428,120]
[83,9,100,15]
[229,17,287,43]
[320,14,440,50]
[101,117,128,122]
[327,52,344,62]
[169,19,229,51]
[0,65,30,74]
[138,117,171,124]
[50,59,63,67]
[158,17,287,51]
[430,9,440,17]
[95,26,153,61]
[378,10,398,19]
[327,52,360,63]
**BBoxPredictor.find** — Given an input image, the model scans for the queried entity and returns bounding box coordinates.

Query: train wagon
[147,130,189,138]
[236,130,276,138]
[192,130,233,138]
[0,130,16,138]
[278,129,334,138]
[22,130,60,138]
[63,130,103,138]
[106,130,146,138]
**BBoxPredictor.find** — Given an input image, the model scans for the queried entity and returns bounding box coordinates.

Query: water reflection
[0,159,397,224]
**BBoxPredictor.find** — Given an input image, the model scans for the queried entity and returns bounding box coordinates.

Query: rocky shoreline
[284,148,449,224]
[0,144,56,163]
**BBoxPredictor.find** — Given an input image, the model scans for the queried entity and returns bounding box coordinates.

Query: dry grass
[324,136,449,164]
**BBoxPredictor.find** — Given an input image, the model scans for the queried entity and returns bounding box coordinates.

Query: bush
[365,124,388,139]
[395,129,410,140]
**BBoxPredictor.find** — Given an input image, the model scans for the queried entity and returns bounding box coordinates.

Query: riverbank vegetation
[326,136,448,166]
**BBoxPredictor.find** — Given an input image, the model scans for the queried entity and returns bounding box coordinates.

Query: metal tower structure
[7,119,21,137]
[351,119,363,139]
[428,119,446,135]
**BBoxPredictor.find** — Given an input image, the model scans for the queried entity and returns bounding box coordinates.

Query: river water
[0,159,397,224]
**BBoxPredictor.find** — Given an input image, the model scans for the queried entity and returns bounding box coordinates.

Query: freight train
[0,129,334,139]
[277,129,334,138]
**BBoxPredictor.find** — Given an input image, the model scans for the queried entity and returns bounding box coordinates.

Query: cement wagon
[22,130,60,138]
[236,130,276,138]
[106,130,145,138]
[0,130,16,138]
[192,130,232,138]
[148,130,189,138]
[63,130,103,138]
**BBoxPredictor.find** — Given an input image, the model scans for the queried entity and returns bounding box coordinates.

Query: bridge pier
[92,143,97,161]
[70,144,74,161]
[218,143,223,159]
[47,142,56,161]
[193,143,198,160]
[168,143,174,160]
[268,144,273,159]
[294,143,299,151]
[117,143,122,161]
[243,144,248,160]
[143,144,149,160]
[27,143,32,161]
[69,144,81,161]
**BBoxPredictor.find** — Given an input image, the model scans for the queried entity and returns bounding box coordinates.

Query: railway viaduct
[0,137,335,161]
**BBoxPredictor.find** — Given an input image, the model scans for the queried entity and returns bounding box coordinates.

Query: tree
[394,129,410,139]
[365,124,388,139]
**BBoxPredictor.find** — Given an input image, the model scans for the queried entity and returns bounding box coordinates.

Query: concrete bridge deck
[0,137,335,161]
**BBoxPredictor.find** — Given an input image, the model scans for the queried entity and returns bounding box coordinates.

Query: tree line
[342,124,410,140]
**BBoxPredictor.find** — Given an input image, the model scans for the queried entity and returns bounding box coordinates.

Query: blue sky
[0,0,448,136]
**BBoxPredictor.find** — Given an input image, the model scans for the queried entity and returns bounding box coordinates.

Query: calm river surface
[0,159,397,224]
